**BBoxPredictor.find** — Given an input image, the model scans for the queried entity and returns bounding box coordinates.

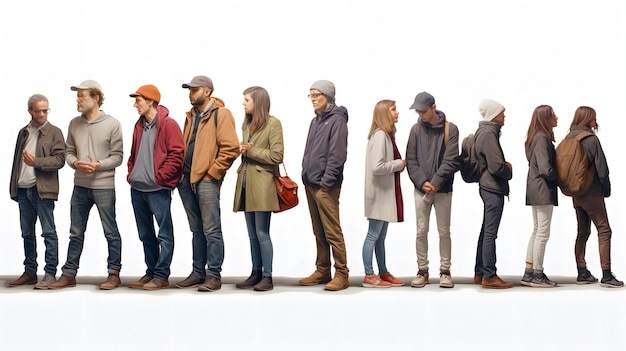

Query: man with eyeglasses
[405,91,460,289]
[9,94,66,289]
[50,80,124,290]
[175,75,240,292]
[299,80,350,291]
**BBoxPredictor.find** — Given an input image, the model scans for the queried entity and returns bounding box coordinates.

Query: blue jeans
[131,188,174,280]
[362,219,389,276]
[244,211,273,277]
[17,187,58,275]
[62,185,122,277]
[475,188,504,279]
[178,177,224,279]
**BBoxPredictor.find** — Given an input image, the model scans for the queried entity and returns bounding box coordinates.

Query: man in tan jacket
[175,75,240,292]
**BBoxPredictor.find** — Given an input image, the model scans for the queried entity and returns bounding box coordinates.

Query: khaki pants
[305,186,349,277]
[414,190,452,273]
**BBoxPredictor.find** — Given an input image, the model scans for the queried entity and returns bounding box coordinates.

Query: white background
[1,1,625,349]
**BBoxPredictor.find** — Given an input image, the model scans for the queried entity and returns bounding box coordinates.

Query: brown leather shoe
[198,276,221,292]
[473,275,483,284]
[482,276,513,289]
[100,271,121,290]
[49,274,77,290]
[324,275,349,291]
[253,276,273,292]
[298,271,331,286]
[8,271,38,287]
[175,272,204,288]
[143,278,169,290]
[129,275,152,289]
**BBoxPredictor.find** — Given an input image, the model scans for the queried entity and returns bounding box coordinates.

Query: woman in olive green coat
[233,86,284,291]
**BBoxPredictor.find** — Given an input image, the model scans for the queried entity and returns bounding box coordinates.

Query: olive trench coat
[233,116,284,212]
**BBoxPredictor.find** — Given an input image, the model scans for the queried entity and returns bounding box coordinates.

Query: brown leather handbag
[274,162,299,213]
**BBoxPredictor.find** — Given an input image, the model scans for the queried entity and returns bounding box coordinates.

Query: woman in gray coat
[362,100,406,288]
[232,86,284,291]
[521,105,558,288]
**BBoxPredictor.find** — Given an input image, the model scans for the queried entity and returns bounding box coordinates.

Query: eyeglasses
[31,109,51,114]
[307,93,324,100]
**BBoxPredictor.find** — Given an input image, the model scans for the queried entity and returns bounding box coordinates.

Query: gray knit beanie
[310,80,335,101]
[479,99,505,121]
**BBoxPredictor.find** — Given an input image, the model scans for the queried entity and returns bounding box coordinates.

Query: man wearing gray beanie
[299,80,350,291]
[473,98,513,289]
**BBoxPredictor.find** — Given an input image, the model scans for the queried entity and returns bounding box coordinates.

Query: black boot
[254,276,273,292]
[235,269,262,289]
[576,266,598,284]
[601,269,624,288]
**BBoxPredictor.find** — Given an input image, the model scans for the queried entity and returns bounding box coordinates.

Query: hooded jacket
[475,120,512,195]
[566,126,610,197]
[525,131,558,205]
[10,121,65,201]
[301,104,349,189]
[66,111,123,189]
[127,105,184,189]
[406,110,459,193]
[182,97,240,184]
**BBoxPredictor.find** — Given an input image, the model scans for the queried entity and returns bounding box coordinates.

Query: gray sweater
[65,111,123,189]
[406,110,459,194]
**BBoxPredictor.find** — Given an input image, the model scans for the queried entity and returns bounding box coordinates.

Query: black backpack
[459,132,483,183]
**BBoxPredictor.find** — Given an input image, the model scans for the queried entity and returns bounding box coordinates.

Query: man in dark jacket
[9,94,65,289]
[406,92,460,289]
[299,80,350,291]
[127,85,184,290]
[474,98,513,289]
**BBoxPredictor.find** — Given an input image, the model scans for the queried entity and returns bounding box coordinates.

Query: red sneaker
[362,274,391,288]
[380,272,405,287]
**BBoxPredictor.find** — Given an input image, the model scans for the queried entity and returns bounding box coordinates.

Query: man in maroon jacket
[127,85,184,290]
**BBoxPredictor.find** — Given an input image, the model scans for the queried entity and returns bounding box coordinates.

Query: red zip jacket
[127,105,184,189]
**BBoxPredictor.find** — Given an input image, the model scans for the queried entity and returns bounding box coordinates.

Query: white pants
[525,205,554,271]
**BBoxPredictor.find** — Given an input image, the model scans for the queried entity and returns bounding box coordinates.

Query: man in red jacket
[127,85,184,290]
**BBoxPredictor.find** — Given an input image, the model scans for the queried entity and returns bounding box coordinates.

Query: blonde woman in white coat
[362,100,406,288]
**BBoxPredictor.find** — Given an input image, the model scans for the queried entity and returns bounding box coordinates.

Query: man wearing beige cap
[127,85,184,290]
[50,80,124,290]
[175,75,240,292]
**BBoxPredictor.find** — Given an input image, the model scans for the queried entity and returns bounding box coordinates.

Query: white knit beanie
[479,99,505,121]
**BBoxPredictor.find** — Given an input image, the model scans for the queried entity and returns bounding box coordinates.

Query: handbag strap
[279,162,288,177]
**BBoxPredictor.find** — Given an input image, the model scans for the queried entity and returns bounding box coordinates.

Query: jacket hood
[157,105,170,118]
[82,111,110,124]
[419,110,447,129]
[321,104,349,123]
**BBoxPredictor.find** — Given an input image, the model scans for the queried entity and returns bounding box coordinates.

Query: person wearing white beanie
[472,98,513,289]
[479,99,505,122]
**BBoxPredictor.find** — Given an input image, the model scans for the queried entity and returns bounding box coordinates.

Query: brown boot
[482,276,513,289]
[49,274,77,290]
[100,271,121,290]
[129,275,152,289]
[324,274,349,291]
[8,271,38,287]
[298,271,331,286]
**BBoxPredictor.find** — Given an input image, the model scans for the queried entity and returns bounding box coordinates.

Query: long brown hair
[570,106,597,130]
[367,100,396,140]
[242,86,270,135]
[525,105,555,152]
